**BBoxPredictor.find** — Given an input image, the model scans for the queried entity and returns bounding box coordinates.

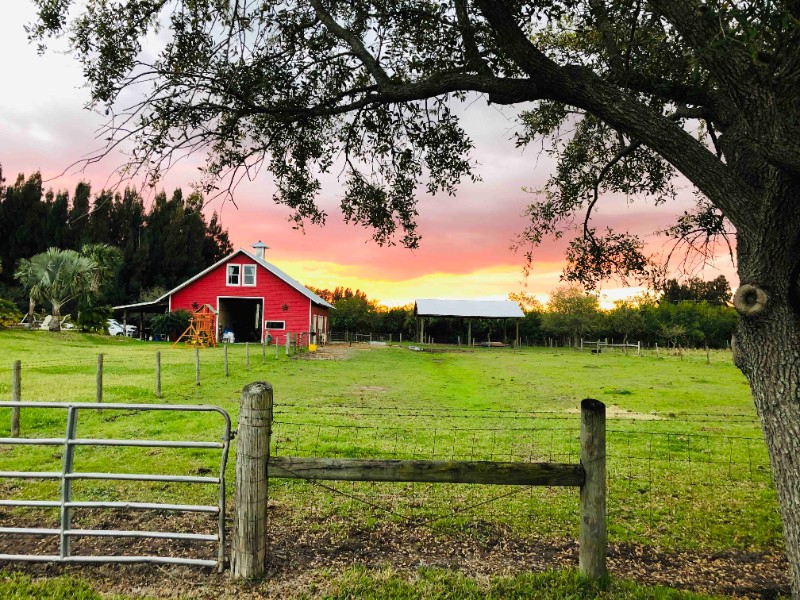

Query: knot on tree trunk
[733,284,769,317]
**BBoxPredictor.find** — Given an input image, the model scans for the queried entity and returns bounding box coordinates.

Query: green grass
[308,567,729,599]
[0,330,782,554]
[0,571,132,599]
[0,568,735,599]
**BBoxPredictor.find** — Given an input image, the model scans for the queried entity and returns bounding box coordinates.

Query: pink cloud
[0,6,738,305]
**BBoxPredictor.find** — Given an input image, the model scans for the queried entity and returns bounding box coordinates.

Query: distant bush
[150,310,192,340]
[0,298,22,328]
[78,304,112,333]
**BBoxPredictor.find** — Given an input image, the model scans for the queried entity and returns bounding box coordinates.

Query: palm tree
[80,243,123,296]
[15,248,96,331]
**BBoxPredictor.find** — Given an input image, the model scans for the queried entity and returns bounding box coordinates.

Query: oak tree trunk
[734,195,800,599]
[735,302,800,598]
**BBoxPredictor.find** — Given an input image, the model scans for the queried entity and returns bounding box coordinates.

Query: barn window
[226,264,240,286]
[265,320,285,330]
[242,264,256,286]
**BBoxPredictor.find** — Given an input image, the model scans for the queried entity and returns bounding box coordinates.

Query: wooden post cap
[581,398,605,414]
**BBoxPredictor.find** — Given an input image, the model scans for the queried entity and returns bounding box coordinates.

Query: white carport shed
[413,299,525,345]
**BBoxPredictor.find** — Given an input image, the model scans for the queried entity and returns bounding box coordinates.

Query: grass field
[0,330,785,597]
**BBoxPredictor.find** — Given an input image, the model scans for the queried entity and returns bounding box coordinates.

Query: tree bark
[27,297,35,328]
[735,297,800,599]
[49,304,62,332]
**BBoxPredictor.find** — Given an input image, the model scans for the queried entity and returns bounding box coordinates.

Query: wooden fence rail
[231,383,607,581]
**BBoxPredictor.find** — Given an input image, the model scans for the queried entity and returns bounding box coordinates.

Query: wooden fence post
[156,351,162,398]
[11,360,21,437]
[195,348,201,386]
[231,381,273,579]
[579,398,607,580]
[262,341,266,365]
[96,354,104,408]
[285,333,290,357]
[224,344,229,377]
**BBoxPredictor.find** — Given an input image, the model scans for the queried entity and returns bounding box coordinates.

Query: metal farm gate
[0,402,231,570]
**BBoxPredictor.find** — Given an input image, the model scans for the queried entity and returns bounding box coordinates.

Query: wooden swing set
[173,305,218,348]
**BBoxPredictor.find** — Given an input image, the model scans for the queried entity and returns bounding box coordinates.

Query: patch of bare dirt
[0,511,788,598]
[565,405,662,421]
[298,344,355,361]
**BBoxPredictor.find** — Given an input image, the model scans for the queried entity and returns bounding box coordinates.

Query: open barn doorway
[218,297,263,343]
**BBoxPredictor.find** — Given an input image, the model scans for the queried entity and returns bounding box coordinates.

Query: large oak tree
[29,0,800,593]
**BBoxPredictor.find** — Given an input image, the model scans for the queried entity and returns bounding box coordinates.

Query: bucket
[308,343,317,352]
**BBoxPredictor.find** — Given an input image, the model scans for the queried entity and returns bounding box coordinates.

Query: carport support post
[232,382,273,579]
[579,398,607,580]
[467,320,472,347]
[11,360,21,437]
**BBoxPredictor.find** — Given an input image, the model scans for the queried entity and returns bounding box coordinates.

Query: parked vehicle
[107,319,137,337]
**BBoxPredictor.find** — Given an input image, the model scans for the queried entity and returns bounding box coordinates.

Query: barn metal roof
[114,249,333,311]
[414,299,524,318]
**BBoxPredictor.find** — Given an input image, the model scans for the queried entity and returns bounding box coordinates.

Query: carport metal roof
[414,299,524,319]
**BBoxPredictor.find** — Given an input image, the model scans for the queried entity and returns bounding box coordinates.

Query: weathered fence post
[96,354,104,408]
[195,348,201,386]
[11,360,21,437]
[224,344,229,377]
[262,341,266,365]
[156,351,162,398]
[285,333,290,357]
[579,398,607,580]
[231,382,273,579]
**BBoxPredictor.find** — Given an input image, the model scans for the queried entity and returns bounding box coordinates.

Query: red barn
[115,242,333,345]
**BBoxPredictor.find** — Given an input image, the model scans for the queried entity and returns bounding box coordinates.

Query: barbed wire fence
[0,350,780,555]
[264,405,778,553]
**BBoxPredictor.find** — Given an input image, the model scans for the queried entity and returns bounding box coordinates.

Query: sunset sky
[0,4,735,308]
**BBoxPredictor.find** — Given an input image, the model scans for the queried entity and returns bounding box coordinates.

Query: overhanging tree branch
[474,0,758,232]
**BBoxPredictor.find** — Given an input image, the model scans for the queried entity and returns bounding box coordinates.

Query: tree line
[312,277,737,349]
[0,167,233,319]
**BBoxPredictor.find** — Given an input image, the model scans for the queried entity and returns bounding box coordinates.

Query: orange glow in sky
[0,6,738,307]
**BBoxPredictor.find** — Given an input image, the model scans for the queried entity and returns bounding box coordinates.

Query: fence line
[232,385,607,580]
